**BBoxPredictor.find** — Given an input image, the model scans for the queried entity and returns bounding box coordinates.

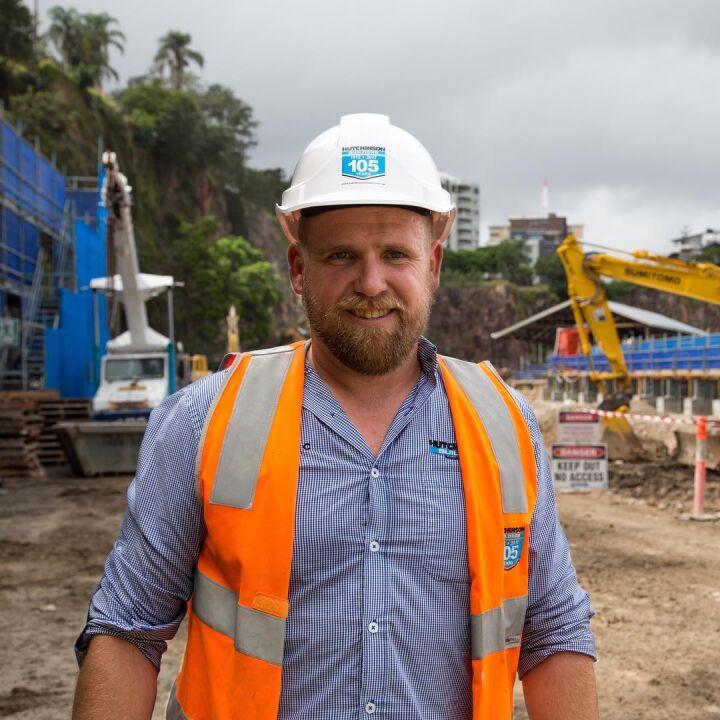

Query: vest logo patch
[504,527,525,570]
[428,439,459,459]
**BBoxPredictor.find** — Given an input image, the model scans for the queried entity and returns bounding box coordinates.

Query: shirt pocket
[423,477,470,584]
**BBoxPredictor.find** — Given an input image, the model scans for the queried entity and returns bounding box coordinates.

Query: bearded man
[73,114,597,720]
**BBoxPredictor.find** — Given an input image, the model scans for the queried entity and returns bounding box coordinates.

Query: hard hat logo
[341,146,386,181]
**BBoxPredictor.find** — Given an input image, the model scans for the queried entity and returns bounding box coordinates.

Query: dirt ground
[1,462,719,719]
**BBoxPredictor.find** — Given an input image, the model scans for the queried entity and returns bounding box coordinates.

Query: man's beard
[302,279,433,376]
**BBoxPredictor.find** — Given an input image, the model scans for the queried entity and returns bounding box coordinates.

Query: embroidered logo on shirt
[504,527,525,570]
[428,440,459,459]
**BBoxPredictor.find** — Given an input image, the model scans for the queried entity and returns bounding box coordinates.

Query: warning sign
[551,443,608,492]
[0,317,20,348]
[556,410,602,444]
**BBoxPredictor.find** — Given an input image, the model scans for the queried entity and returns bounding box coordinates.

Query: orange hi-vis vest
[168,342,538,720]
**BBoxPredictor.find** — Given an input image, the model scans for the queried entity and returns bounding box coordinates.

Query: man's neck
[307,336,422,404]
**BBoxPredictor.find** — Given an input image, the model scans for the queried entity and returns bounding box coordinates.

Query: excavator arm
[556,234,720,410]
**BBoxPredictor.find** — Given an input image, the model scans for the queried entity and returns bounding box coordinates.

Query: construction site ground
[1,461,719,719]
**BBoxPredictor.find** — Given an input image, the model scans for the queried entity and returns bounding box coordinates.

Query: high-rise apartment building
[439,172,480,251]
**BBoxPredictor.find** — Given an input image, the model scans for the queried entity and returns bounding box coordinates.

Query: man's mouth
[347,308,394,319]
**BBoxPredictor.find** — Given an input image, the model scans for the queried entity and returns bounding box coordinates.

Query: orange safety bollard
[692,417,708,518]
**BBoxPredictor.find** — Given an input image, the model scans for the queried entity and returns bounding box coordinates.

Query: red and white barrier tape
[579,408,720,429]
[595,409,693,425]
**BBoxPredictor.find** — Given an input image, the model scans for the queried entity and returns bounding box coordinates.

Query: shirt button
[370,468,380,478]
[369,541,380,552]
[368,621,379,634]
[365,702,377,714]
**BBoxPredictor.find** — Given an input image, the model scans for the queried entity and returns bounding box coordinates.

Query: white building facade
[439,172,480,251]
[670,229,719,260]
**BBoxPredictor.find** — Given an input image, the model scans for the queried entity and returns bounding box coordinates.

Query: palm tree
[46,5,82,68]
[82,12,125,86]
[45,7,124,88]
[154,31,204,90]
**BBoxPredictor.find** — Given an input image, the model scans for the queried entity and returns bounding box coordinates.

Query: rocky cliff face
[427,281,553,366]
[244,207,306,345]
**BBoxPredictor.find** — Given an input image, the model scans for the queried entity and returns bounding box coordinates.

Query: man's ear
[288,242,304,296]
[432,208,456,244]
[276,207,301,244]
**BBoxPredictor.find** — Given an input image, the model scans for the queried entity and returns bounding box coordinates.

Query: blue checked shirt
[77,338,595,719]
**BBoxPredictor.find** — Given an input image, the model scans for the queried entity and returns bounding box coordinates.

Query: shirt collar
[417,335,439,384]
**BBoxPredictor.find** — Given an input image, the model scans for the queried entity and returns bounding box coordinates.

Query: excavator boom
[557,234,720,410]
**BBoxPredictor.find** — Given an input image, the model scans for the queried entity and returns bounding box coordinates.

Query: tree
[208,235,282,346]
[198,84,257,187]
[443,240,533,285]
[46,6,80,69]
[45,6,124,87]
[0,0,36,104]
[442,247,497,277]
[81,12,125,86]
[156,217,281,353]
[118,78,260,210]
[697,244,720,266]
[118,78,206,172]
[493,239,533,285]
[239,167,288,217]
[0,0,34,62]
[153,31,204,90]
[534,251,568,299]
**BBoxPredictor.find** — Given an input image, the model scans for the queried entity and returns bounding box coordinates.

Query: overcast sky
[39,0,720,253]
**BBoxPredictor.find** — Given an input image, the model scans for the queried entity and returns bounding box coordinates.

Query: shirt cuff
[75,624,167,671]
[518,626,597,679]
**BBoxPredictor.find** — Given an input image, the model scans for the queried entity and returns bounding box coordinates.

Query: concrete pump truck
[57,152,198,475]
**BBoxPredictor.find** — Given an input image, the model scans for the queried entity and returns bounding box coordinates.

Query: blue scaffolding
[547,333,720,374]
[0,113,109,395]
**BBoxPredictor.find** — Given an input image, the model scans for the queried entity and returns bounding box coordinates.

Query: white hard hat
[276,113,456,243]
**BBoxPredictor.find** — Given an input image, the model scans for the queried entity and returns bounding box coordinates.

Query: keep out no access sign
[551,443,608,492]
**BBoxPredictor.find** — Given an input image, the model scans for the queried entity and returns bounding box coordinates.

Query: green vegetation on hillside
[442,239,533,286]
[697,244,720,265]
[0,1,285,353]
[533,251,568,300]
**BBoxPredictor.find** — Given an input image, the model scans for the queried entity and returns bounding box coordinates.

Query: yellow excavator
[556,234,720,411]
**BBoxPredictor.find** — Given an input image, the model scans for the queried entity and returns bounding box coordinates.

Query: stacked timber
[0,397,45,480]
[36,398,91,465]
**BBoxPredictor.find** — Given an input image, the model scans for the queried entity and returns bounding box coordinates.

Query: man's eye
[386,251,407,260]
[329,251,352,260]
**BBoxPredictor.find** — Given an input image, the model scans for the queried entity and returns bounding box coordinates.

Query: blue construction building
[0,113,110,396]
[492,299,720,416]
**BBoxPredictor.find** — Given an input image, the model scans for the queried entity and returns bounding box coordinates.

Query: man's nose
[353,256,388,297]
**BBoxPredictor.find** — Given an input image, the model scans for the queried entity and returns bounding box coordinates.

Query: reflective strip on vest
[194,353,243,499]
[210,346,295,509]
[440,356,528,514]
[192,570,286,665]
[166,683,189,720]
[471,595,528,660]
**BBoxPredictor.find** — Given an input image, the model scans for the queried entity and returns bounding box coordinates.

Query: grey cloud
[45,0,720,251]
